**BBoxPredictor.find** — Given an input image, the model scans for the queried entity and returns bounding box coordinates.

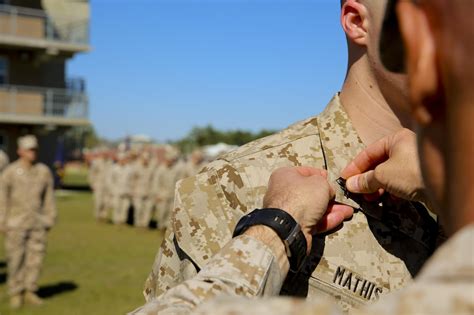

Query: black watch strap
[233,208,307,273]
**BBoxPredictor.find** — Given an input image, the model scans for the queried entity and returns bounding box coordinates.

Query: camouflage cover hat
[164,145,180,160]
[18,135,38,150]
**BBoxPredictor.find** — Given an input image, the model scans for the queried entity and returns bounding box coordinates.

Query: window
[0,132,7,151]
[0,57,8,85]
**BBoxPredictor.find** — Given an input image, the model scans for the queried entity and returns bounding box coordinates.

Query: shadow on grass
[38,281,78,299]
[0,260,6,284]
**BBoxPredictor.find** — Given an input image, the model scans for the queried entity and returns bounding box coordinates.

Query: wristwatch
[233,208,307,273]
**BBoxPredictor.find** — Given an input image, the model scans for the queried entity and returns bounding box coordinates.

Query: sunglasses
[379,0,422,73]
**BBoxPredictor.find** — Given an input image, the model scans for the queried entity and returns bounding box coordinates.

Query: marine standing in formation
[0,135,57,309]
[89,151,108,221]
[112,152,135,225]
[133,152,155,228]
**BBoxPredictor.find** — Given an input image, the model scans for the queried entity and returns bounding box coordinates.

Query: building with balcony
[0,0,90,167]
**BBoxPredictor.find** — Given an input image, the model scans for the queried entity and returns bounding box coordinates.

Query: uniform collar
[316,94,366,211]
[316,95,439,248]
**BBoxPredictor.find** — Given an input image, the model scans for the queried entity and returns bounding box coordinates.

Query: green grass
[62,166,89,187]
[0,192,164,315]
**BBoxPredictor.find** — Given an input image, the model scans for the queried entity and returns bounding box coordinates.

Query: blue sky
[68,0,348,142]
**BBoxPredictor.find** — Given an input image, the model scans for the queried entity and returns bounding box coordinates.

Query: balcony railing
[0,4,89,50]
[0,82,89,125]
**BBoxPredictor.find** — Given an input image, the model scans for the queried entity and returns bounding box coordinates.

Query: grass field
[62,164,90,188]
[0,192,164,315]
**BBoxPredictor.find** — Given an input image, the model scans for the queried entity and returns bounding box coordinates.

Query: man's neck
[339,57,403,145]
[19,158,33,169]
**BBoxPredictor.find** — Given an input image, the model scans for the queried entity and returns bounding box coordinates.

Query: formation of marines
[86,145,206,229]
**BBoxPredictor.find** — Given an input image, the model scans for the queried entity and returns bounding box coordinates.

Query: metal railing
[0,83,88,120]
[0,4,89,46]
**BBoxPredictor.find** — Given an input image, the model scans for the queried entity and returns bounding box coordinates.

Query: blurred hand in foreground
[341,129,427,203]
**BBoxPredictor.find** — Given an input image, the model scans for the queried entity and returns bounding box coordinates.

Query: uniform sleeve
[130,235,284,315]
[140,157,254,308]
[0,170,9,229]
[143,178,202,300]
[42,168,57,228]
[88,162,97,189]
[143,228,189,301]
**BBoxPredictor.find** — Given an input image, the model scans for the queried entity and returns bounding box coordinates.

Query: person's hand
[263,167,354,249]
[341,128,426,202]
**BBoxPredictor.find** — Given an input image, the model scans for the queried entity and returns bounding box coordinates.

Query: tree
[174,125,276,154]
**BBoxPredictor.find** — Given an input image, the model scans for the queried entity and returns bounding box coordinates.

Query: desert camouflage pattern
[143,95,440,311]
[130,235,284,314]
[0,160,56,296]
[133,160,155,227]
[0,160,56,229]
[103,158,115,214]
[182,156,206,179]
[5,229,48,295]
[153,160,188,229]
[89,157,108,220]
[112,163,134,224]
[130,224,473,315]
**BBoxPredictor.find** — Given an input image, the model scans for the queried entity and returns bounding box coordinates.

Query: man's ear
[397,1,442,125]
[341,0,369,46]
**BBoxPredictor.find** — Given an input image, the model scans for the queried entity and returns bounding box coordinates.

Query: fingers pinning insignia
[336,177,350,198]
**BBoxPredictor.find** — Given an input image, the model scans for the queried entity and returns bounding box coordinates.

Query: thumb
[346,169,383,194]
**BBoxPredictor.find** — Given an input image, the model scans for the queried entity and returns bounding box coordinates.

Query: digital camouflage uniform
[133,161,155,227]
[0,160,56,296]
[112,162,134,224]
[142,95,440,312]
[154,161,188,230]
[150,164,166,227]
[183,159,205,180]
[131,224,473,315]
[89,157,108,220]
[103,158,115,219]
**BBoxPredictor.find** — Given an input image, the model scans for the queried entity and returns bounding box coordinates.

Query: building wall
[0,0,89,169]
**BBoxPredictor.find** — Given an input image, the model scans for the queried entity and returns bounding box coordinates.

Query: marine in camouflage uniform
[153,149,187,230]
[131,224,473,315]
[103,151,116,220]
[183,150,206,179]
[150,161,165,225]
[133,153,155,228]
[89,152,108,220]
[112,154,134,225]
[0,135,56,309]
[141,95,440,311]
